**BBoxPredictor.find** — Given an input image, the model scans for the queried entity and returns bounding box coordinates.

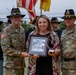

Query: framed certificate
[28,35,48,56]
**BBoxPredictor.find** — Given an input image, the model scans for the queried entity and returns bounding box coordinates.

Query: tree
[58,21,66,31]
[0,21,4,31]
[21,20,34,32]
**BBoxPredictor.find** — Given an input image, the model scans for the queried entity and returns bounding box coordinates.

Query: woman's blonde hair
[35,15,53,34]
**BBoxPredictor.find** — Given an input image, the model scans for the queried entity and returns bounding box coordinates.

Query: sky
[0,0,76,22]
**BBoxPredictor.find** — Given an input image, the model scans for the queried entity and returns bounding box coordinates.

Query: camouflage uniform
[61,25,76,75]
[1,25,26,75]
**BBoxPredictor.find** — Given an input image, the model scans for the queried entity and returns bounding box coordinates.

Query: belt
[63,58,75,61]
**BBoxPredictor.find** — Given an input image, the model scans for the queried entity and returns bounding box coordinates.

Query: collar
[65,25,75,35]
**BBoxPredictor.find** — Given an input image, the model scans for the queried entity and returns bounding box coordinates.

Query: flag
[17,0,37,22]
[40,0,51,11]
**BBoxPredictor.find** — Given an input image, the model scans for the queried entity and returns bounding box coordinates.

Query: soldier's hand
[32,54,39,59]
[54,48,60,56]
[21,52,29,57]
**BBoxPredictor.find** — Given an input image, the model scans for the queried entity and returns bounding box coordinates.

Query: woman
[27,15,60,75]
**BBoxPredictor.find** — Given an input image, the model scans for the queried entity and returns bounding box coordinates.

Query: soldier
[1,8,29,75]
[61,9,76,75]
[26,16,38,41]
[51,17,62,39]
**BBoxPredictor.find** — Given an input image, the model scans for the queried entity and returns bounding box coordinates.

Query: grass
[24,57,28,75]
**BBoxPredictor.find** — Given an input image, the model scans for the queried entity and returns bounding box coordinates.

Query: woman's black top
[36,32,53,75]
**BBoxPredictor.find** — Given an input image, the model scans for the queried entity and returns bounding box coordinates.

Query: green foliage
[0,22,5,31]
[21,21,34,32]
[58,21,66,31]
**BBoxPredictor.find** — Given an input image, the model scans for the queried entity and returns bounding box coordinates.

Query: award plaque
[28,35,48,56]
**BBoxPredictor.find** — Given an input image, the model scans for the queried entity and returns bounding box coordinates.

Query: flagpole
[16,0,18,8]
[40,8,42,15]
[40,0,42,15]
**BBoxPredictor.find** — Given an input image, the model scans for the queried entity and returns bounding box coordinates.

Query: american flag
[17,0,37,22]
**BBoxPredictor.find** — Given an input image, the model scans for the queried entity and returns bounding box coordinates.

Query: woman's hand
[32,54,39,59]
[48,48,60,56]
[48,51,55,56]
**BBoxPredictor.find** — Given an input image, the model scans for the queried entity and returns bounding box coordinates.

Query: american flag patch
[1,34,6,39]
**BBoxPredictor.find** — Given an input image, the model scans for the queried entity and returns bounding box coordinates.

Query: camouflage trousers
[3,67,24,75]
[62,69,76,75]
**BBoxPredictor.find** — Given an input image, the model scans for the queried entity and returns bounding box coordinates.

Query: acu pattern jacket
[1,25,26,69]
[61,25,76,70]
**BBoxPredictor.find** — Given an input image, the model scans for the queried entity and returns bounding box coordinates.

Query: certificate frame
[28,35,48,56]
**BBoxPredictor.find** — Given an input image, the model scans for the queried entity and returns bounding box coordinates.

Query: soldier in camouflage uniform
[61,9,76,75]
[1,8,29,75]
